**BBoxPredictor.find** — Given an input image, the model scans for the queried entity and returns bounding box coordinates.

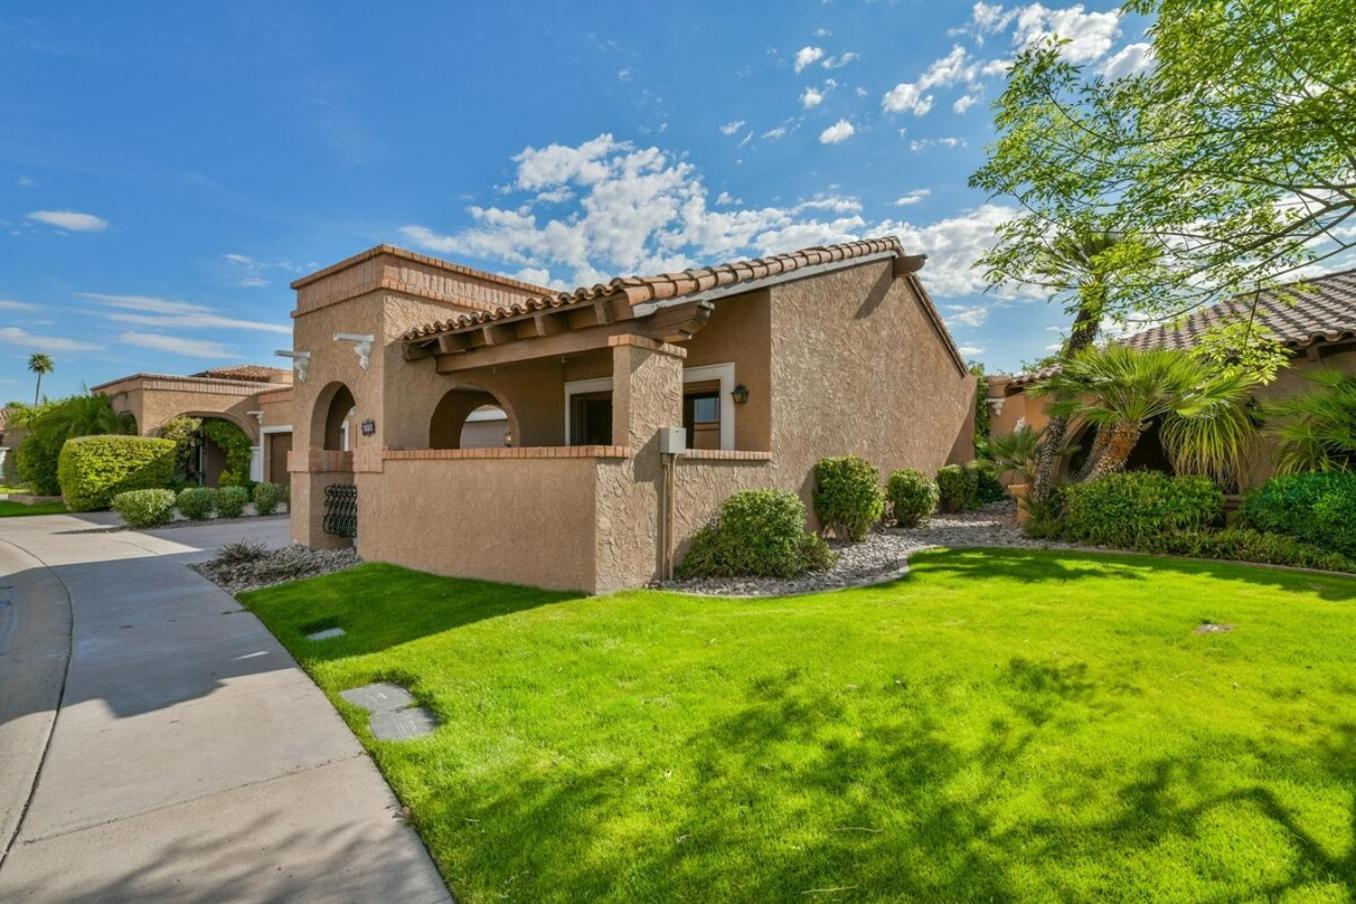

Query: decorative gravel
[193,543,359,594]
[657,502,1077,597]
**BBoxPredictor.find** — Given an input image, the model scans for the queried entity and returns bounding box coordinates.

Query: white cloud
[946,303,990,326]
[882,82,934,116]
[719,120,746,136]
[893,189,931,207]
[1099,41,1153,78]
[822,51,859,69]
[910,137,968,152]
[736,131,753,149]
[801,86,825,109]
[882,45,980,116]
[0,299,38,311]
[239,276,270,288]
[119,331,232,359]
[813,27,832,37]
[762,126,788,140]
[818,119,855,144]
[953,93,980,113]
[617,67,634,81]
[26,210,108,232]
[794,46,824,72]
[1011,3,1120,63]
[16,177,37,188]
[879,203,1025,297]
[0,327,99,353]
[78,292,291,334]
[958,344,986,357]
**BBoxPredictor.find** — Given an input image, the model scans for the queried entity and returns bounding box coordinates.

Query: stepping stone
[1194,622,1235,634]
[369,706,439,741]
[306,627,346,641]
[340,682,414,713]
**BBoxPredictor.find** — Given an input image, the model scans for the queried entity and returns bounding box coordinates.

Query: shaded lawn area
[0,500,66,517]
[241,549,1356,903]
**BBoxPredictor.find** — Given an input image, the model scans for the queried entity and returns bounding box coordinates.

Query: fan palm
[31,393,136,448]
[1263,370,1356,474]
[1033,346,1259,481]
[27,353,53,405]
[985,424,1045,485]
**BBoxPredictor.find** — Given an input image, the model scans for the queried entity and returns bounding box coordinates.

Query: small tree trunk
[33,373,42,406]
[1030,297,1102,502]
[1090,422,1142,477]
[1075,425,1111,480]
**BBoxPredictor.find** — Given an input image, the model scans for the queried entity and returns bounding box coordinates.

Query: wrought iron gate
[322,484,358,538]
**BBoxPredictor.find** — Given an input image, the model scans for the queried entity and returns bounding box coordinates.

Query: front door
[267,432,293,484]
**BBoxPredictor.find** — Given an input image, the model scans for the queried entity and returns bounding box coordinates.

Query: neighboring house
[285,237,977,593]
[988,267,1356,486]
[91,366,295,486]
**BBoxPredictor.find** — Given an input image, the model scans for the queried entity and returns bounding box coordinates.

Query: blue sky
[0,1,1152,399]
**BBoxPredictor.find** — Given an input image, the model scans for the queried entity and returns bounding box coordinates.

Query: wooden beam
[531,312,567,337]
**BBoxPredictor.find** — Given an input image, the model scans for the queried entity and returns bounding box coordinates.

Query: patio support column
[609,335,685,452]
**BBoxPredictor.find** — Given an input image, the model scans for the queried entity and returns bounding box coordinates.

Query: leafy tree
[1033,346,1258,481]
[27,353,53,406]
[1263,369,1356,473]
[17,394,136,494]
[972,0,1356,331]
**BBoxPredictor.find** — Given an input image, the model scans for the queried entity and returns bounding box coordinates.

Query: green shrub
[111,489,177,529]
[16,434,61,496]
[812,456,884,541]
[1142,527,1354,573]
[253,482,285,515]
[216,485,250,518]
[1237,471,1356,557]
[1061,472,1222,548]
[886,468,938,527]
[678,489,835,579]
[177,487,218,520]
[936,464,977,512]
[57,435,176,511]
[971,461,1008,504]
[201,420,254,481]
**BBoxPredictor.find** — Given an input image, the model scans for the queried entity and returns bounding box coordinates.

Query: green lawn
[241,549,1356,903]
[0,500,66,517]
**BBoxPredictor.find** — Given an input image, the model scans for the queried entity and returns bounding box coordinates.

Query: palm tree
[27,353,53,406]
[37,393,136,442]
[985,424,1043,485]
[1033,346,1259,480]
[1263,370,1356,474]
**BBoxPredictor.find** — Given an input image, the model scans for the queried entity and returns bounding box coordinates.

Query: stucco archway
[429,386,520,450]
[312,382,357,451]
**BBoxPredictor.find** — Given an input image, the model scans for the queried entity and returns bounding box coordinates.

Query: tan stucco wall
[681,291,773,450]
[257,388,293,430]
[99,379,264,441]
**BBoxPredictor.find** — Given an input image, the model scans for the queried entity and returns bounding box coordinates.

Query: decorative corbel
[275,349,311,383]
[986,396,1006,416]
[334,333,375,370]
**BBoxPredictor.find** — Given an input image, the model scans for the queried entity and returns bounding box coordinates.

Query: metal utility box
[658,426,687,455]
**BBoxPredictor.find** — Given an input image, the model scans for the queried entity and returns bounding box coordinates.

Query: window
[564,364,735,449]
[570,392,613,446]
[683,381,721,450]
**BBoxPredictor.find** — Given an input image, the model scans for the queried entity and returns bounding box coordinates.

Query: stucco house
[283,237,976,593]
[90,366,295,486]
[987,267,1356,486]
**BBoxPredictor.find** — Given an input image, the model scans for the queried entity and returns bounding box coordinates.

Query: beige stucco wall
[98,378,264,441]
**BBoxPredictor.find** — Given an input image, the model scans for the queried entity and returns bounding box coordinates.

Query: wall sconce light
[730,383,750,405]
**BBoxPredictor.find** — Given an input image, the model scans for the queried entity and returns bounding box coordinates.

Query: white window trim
[563,377,615,446]
[562,363,736,450]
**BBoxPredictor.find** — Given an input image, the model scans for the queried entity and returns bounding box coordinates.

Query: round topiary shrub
[216,485,250,518]
[57,434,177,512]
[936,464,974,512]
[677,489,835,579]
[886,468,939,527]
[111,488,177,529]
[177,486,218,520]
[252,482,285,516]
[812,456,885,541]
[1237,471,1356,557]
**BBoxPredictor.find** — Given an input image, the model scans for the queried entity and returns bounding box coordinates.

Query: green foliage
[56,435,176,512]
[252,482,286,515]
[15,394,137,496]
[176,486,218,520]
[1138,528,1352,574]
[16,434,62,496]
[936,464,977,513]
[1238,471,1356,558]
[1190,320,1289,385]
[1262,369,1356,475]
[969,461,1007,504]
[200,420,254,481]
[677,489,835,579]
[969,362,991,457]
[985,425,1041,485]
[886,468,938,527]
[812,456,885,541]
[1060,472,1222,548]
[216,485,250,518]
[111,488,177,529]
[160,415,202,480]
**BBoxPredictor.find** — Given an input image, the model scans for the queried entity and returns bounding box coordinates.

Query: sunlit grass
[242,549,1356,903]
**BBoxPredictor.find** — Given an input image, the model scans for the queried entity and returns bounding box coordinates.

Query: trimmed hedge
[678,489,835,579]
[1141,527,1354,573]
[936,464,978,513]
[111,489,177,529]
[177,487,218,520]
[16,434,62,496]
[813,456,885,541]
[886,468,938,527]
[1237,471,1356,558]
[57,435,176,512]
[1060,472,1222,548]
[971,462,1008,504]
[253,482,286,515]
[216,485,250,518]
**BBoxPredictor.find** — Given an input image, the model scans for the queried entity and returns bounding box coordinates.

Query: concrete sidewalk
[0,514,452,903]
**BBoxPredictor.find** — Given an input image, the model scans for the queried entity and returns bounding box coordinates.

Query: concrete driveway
[0,513,451,903]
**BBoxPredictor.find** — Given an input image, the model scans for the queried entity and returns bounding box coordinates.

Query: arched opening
[157,414,254,487]
[312,383,357,452]
[429,386,518,450]
[1064,417,1175,478]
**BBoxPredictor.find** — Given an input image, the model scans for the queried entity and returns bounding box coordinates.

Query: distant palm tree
[27,353,53,405]
[1034,346,1259,482]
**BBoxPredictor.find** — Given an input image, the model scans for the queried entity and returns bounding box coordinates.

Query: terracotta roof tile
[400,236,908,341]
[190,364,292,383]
